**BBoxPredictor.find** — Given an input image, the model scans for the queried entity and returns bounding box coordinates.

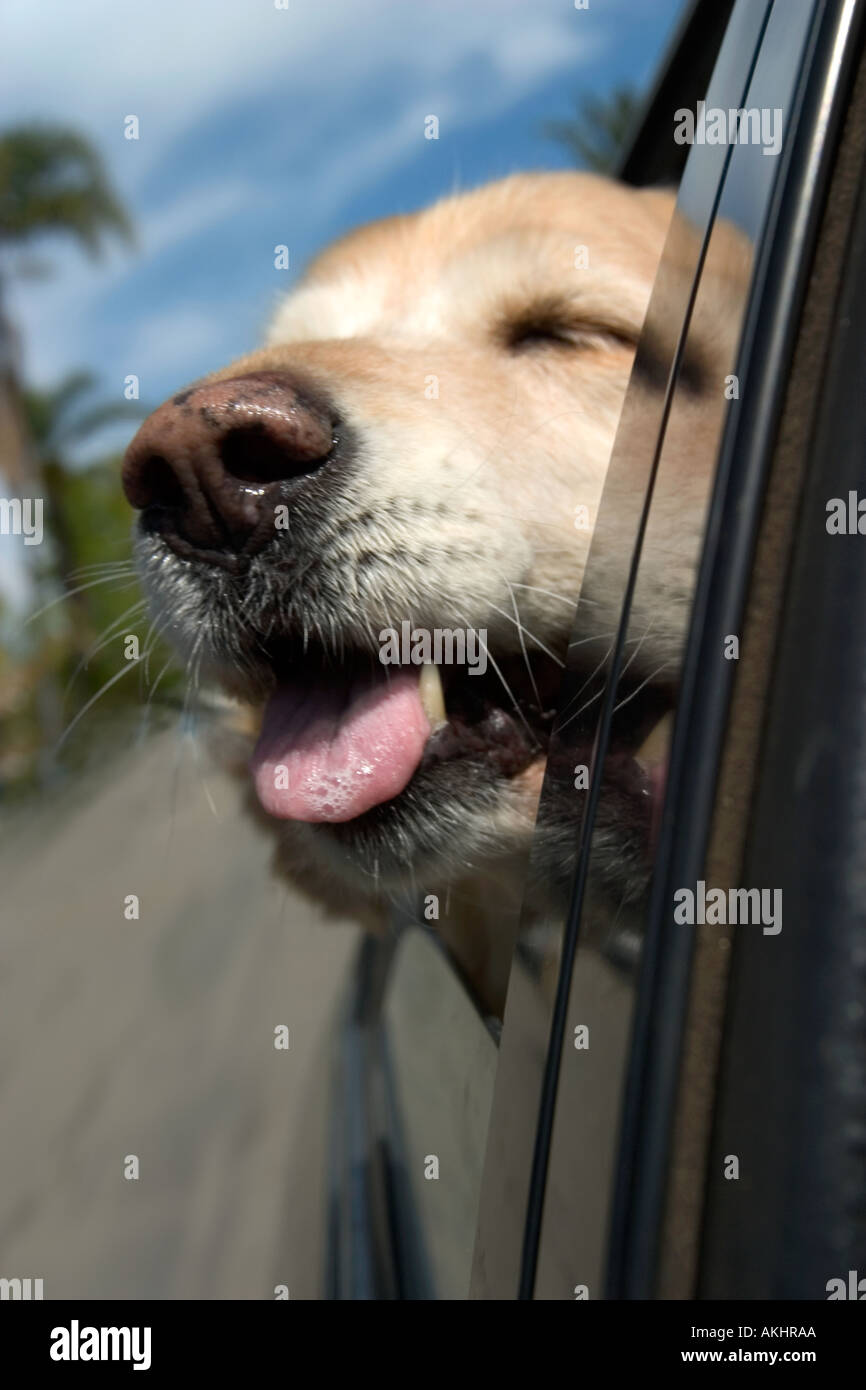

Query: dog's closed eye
[500,297,636,355]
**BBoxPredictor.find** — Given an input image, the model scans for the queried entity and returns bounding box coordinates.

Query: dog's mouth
[239,628,673,875]
[247,639,562,825]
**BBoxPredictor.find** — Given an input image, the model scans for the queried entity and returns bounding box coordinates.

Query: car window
[470,0,824,1300]
[534,0,821,1304]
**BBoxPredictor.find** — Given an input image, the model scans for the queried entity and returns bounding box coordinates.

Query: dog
[122,171,746,1010]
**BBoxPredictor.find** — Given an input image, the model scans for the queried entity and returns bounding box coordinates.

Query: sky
[0,0,686,607]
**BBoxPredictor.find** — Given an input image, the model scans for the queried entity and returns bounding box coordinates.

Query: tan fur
[135,173,750,1009]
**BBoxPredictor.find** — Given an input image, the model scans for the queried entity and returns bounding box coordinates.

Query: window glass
[470,0,821,1299]
[533,0,818,1300]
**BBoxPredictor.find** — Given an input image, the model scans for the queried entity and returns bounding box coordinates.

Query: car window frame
[469,0,779,1301]
[696,6,866,1298]
[608,0,865,1300]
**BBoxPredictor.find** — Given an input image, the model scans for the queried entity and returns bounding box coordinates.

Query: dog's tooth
[419,663,447,728]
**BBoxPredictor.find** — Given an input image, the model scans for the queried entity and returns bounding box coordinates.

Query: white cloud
[1,0,603,407]
[0,1,592,181]
[138,180,255,263]
[2,0,339,185]
[126,302,233,381]
[3,177,259,385]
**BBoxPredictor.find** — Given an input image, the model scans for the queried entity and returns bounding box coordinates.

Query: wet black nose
[122,371,338,562]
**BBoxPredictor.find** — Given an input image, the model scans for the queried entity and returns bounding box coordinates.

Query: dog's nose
[122,371,336,558]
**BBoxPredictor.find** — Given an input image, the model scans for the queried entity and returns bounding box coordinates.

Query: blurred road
[0,726,361,1299]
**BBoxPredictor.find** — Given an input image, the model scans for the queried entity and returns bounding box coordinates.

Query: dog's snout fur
[122,371,339,563]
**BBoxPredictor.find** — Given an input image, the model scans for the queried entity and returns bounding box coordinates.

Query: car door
[470,0,866,1300]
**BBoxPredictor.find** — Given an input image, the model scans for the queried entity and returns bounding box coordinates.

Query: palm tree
[23,369,144,465]
[2,373,148,781]
[0,123,133,492]
[542,87,640,174]
[0,124,132,258]
[0,125,134,776]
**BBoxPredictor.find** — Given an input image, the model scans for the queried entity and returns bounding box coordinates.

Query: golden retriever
[122,171,729,1006]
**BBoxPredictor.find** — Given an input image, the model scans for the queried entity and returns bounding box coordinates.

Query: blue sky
[0,0,685,605]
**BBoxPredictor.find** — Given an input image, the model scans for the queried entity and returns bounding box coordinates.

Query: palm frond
[542,87,640,174]
[0,124,133,258]
[21,373,145,455]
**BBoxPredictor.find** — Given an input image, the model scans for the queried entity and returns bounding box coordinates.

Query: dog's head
[122,172,678,905]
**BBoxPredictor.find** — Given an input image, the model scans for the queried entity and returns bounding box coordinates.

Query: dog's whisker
[65,560,135,582]
[140,613,167,688]
[187,722,221,822]
[556,619,662,733]
[614,617,657,688]
[567,631,619,651]
[555,682,607,733]
[454,608,536,741]
[492,594,565,671]
[62,599,148,700]
[25,573,139,626]
[491,592,542,712]
[557,637,616,726]
[144,654,175,714]
[54,658,142,753]
[611,661,674,715]
[511,581,598,609]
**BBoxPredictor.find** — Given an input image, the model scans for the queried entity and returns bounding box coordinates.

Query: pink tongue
[250,669,430,822]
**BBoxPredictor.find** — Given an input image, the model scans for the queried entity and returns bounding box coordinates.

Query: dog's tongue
[250,669,429,822]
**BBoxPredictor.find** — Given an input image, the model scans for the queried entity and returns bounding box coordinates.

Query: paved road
[0,726,361,1299]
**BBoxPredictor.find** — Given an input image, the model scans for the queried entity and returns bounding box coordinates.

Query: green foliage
[47,453,155,691]
[22,370,146,459]
[542,87,640,174]
[2,448,181,797]
[0,121,169,795]
[0,124,133,256]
